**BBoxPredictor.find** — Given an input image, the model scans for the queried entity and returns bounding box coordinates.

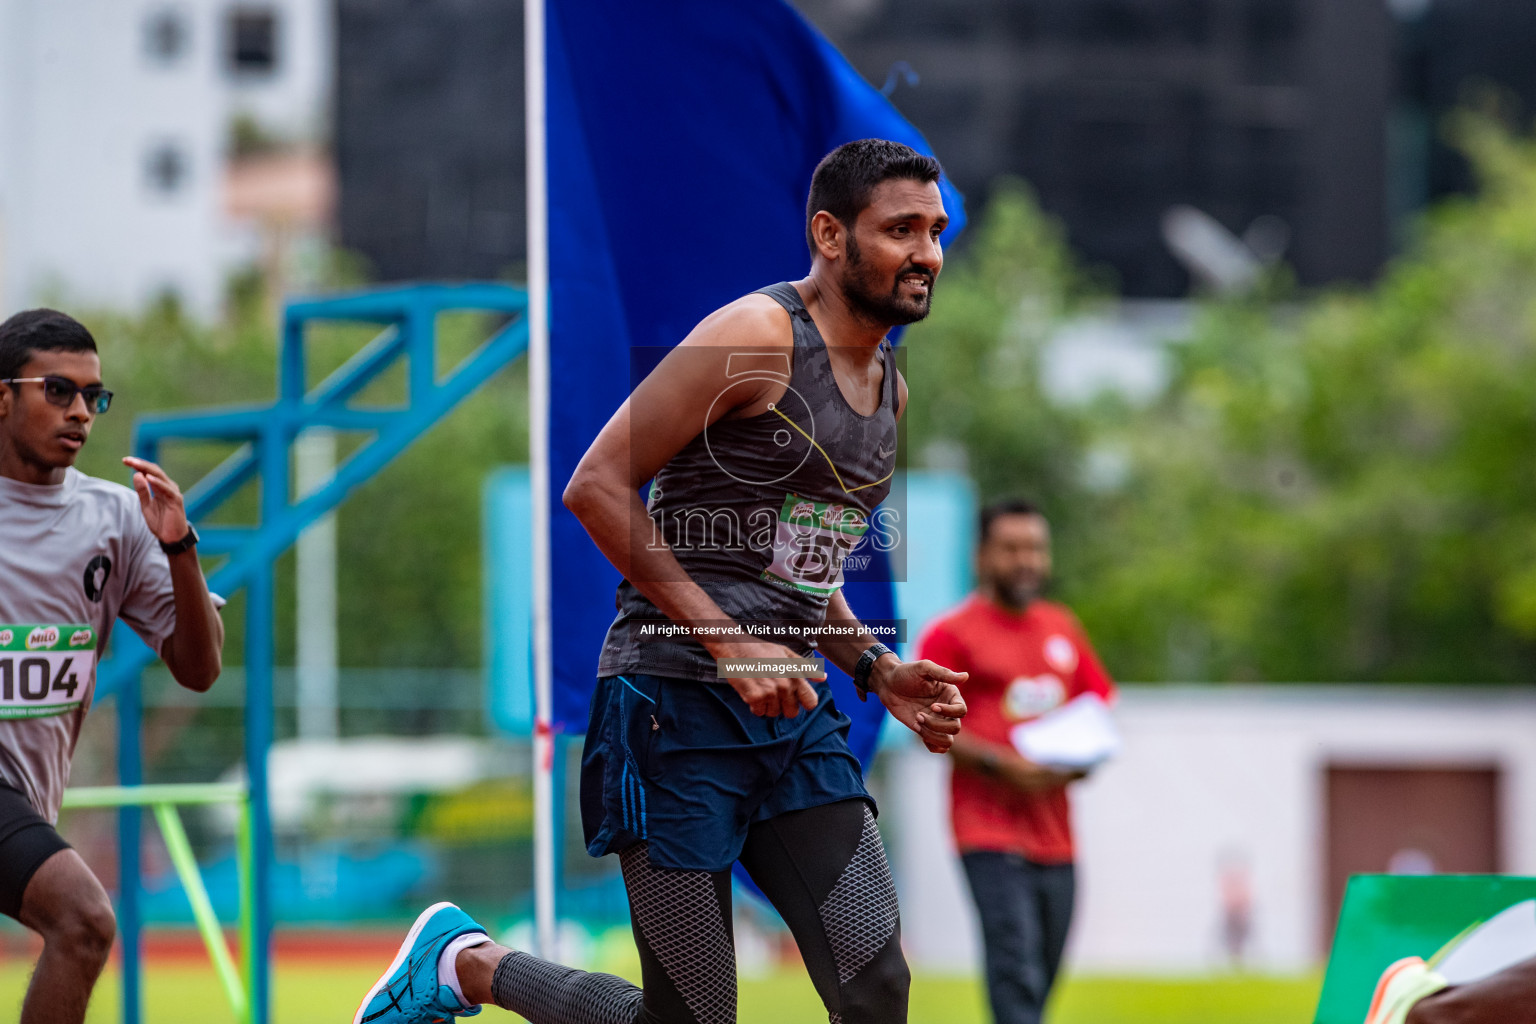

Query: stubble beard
[991,574,1042,611]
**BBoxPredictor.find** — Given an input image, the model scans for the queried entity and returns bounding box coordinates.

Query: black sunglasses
[1,376,114,414]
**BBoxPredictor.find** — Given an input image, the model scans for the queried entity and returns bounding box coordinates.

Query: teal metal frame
[91,283,530,1024]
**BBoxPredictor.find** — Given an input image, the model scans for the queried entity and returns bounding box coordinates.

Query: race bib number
[761,495,869,598]
[0,625,94,719]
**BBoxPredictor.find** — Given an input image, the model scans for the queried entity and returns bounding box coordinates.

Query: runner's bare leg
[18,850,115,1024]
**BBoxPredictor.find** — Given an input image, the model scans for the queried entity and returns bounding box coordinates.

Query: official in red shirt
[918,498,1115,1024]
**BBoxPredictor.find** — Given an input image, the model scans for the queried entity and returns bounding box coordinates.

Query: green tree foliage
[1078,118,1536,683]
[910,121,1536,684]
[903,178,1098,522]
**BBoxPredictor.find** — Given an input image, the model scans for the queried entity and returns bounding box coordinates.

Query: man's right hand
[714,640,823,718]
[995,754,1087,794]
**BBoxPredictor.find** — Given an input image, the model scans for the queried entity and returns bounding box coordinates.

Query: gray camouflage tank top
[597,281,900,682]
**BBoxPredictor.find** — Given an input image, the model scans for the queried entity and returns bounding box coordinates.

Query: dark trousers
[960,851,1076,1024]
[491,799,910,1024]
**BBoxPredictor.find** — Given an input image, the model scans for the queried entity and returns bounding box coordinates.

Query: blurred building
[326,0,1536,299]
[1395,0,1536,208]
[796,0,1536,298]
[794,0,1393,297]
[885,686,1536,974]
[4,1,1535,316]
[334,0,525,283]
[0,0,332,318]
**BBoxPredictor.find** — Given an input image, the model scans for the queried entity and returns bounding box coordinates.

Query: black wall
[332,0,1534,295]
[1402,0,1536,201]
[792,0,1393,296]
[336,0,525,281]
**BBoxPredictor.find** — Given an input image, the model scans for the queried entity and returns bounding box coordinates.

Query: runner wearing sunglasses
[0,377,115,415]
[0,308,225,1024]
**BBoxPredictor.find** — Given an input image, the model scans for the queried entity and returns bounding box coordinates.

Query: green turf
[736,971,1321,1024]
[0,962,1321,1023]
[1050,974,1322,1024]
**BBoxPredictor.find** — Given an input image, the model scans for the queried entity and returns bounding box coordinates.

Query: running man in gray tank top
[356,142,968,1024]
[0,309,225,1024]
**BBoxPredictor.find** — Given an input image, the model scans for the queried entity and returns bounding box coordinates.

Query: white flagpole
[525,0,556,962]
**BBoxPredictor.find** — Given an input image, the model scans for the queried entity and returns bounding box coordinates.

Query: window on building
[227,7,279,75]
[144,8,189,64]
[146,143,189,195]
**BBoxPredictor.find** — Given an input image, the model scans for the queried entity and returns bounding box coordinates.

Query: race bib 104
[761,495,870,598]
[0,625,94,719]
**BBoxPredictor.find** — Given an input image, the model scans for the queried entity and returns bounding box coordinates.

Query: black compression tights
[489,798,909,1024]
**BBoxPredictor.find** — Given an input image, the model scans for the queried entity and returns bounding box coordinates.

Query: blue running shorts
[580,673,874,872]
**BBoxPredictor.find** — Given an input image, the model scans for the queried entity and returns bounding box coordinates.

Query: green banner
[0,625,95,653]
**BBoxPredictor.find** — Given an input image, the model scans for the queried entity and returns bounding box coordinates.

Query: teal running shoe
[354,902,486,1023]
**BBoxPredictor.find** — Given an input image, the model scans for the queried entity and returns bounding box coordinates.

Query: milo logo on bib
[0,625,94,719]
[761,494,870,597]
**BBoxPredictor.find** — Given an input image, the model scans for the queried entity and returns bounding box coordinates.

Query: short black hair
[978,498,1044,545]
[0,309,97,381]
[806,139,943,256]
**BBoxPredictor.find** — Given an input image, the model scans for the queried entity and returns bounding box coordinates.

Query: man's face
[839,178,947,326]
[0,350,103,473]
[978,513,1052,610]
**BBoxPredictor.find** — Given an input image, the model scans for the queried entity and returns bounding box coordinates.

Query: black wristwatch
[853,642,894,702]
[159,524,200,556]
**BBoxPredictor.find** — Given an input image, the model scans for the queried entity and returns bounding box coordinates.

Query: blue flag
[547,0,966,767]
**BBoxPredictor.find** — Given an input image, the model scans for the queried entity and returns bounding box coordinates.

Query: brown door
[1323,764,1502,952]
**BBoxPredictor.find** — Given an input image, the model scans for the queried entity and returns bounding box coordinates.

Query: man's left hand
[122,456,190,546]
[871,657,968,753]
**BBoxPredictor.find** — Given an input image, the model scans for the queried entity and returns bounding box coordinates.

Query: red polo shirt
[918,595,1115,864]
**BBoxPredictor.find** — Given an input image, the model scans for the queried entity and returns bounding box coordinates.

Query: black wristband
[159,524,200,556]
[853,642,894,702]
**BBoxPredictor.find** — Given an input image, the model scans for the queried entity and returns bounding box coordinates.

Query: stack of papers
[1436,899,1536,985]
[1008,693,1120,771]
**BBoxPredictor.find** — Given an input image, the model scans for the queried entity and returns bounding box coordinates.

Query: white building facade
[0,0,330,319]
[883,685,1536,975]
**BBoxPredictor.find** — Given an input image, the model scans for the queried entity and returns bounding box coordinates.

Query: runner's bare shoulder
[678,292,794,355]
[642,293,795,418]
